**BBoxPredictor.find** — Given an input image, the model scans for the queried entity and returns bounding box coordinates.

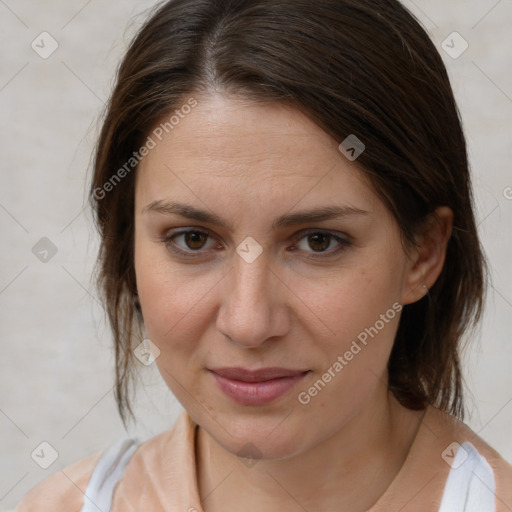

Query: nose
[215,251,291,349]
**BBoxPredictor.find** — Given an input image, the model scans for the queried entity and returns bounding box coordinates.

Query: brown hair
[90,0,486,427]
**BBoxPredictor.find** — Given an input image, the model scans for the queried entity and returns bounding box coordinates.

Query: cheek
[309,261,403,348]
[294,254,404,401]
[134,240,226,366]
[137,265,206,343]
[294,274,402,420]
[134,251,216,406]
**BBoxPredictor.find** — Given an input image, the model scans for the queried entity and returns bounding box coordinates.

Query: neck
[196,388,425,512]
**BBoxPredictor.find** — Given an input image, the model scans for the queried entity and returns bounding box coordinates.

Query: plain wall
[1,1,511,510]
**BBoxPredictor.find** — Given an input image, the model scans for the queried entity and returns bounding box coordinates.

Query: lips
[209,367,310,406]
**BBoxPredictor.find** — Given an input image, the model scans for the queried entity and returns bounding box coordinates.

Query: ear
[401,206,453,305]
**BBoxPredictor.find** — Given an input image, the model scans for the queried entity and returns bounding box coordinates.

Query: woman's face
[134,93,421,459]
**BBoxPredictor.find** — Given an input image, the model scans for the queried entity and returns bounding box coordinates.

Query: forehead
[135,93,378,214]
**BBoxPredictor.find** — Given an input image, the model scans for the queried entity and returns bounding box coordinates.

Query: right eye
[161,228,222,258]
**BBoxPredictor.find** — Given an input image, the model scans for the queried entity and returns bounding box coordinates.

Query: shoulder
[110,412,197,511]
[425,406,512,510]
[14,449,102,512]
[459,435,512,510]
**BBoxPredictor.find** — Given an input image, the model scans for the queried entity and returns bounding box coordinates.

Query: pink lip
[209,367,310,406]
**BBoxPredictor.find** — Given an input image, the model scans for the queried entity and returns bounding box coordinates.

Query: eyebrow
[143,200,369,230]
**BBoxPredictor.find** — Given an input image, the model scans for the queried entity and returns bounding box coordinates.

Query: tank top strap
[78,437,140,512]
[437,441,496,511]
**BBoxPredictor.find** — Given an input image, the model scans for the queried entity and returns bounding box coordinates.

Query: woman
[15,0,512,511]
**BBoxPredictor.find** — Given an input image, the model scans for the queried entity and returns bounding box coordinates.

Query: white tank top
[78,438,140,512]
[78,439,496,511]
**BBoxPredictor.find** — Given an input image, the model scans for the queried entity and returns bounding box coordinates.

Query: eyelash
[160,228,351,260]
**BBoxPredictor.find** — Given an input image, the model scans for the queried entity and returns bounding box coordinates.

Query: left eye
[295,232,347,254]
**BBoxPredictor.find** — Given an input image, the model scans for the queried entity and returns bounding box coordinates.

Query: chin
[222,431,306,462]
[199,407,313,461]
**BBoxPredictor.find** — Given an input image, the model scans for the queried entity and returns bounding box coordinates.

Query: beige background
[1,0,511,510]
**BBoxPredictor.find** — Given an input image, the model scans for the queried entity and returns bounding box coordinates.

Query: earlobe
[402,206,453,305]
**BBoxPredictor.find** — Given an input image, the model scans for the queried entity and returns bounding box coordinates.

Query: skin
[133,93,453,512]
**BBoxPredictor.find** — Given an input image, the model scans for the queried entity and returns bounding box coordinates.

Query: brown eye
[163,229,218,257]
[307,233,331,252]
[184,231,209,250]
[293,230,351,258]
